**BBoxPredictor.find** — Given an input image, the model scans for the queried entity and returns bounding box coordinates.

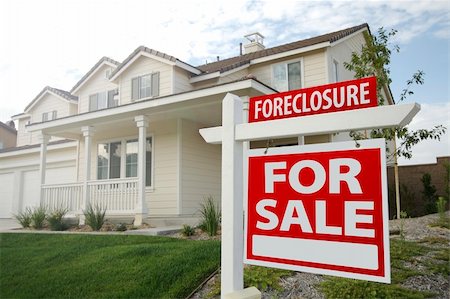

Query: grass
[0,233,220,299]
[319,239,438,298]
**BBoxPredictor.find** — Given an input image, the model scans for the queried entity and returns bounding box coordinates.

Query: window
[89,89,118,111]
[97,137,153,187]
[42,110,57,122]
[272,61,302,92]
[333,59,339,82]
[131,72,160,100]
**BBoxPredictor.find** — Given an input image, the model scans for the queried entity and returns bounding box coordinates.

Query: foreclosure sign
[249,76,377,122]
[244,139,390,283]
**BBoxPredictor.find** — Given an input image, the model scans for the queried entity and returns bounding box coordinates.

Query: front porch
[41,177,138,216]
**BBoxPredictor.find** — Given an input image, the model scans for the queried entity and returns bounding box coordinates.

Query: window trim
[89,89,118,112]
[131,72,160,101]
[96,134,154,189]
[332,58,340,83]
[271,57,304,92]
[42,110,57,122]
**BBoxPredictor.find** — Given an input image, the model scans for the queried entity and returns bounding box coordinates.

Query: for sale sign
[248,76,377,122]
[244,139,390,283]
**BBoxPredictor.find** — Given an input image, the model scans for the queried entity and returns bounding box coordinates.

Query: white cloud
[398,102,450,166]
[0,0,448,133]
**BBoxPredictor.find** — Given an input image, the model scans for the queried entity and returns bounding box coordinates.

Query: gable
[27,92,71,123]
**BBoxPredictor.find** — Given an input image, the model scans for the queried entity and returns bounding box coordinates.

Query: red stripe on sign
[249,76,377,122]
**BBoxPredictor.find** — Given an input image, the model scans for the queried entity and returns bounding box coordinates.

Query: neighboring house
[0,121,17,149]
[0,23,394,224]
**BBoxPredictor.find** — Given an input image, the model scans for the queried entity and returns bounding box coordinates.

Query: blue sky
[0,0,448,165]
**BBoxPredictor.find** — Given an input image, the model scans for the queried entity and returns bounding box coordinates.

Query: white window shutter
[42,112,48,122]
[89,94,98,111]
[131,77,139,100]
[52,110,57,120]
[152,72,159,97]
[107,90,116,107]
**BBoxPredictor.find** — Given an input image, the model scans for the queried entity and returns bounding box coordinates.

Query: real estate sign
[248,76,377,122]
[244,139,391,283]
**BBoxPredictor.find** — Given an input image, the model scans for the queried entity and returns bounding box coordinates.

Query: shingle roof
[70,56,121,93]
[25,86,78,112]
[196,23,369,74]
[109,46,200,79]
[0,139,73,154]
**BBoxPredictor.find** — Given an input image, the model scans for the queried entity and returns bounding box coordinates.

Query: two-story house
[0,23,393,225]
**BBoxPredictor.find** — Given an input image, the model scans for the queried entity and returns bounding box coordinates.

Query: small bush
[181,224,195,236]
[14,207,32,228]
[422,173,437,214]
[198,196,221,236]
[244,265,292,292]
[48,207,68,231]
[430,196,449,229]
[115,223,127,232]
[31,206,47,229]
[83,203,106,231]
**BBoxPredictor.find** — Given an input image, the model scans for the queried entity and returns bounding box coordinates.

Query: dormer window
[42,111,57,122]
[131,72,160,100]
[89,89,118,111]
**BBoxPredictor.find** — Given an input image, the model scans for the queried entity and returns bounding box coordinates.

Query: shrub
[244,265,292,292]
[14,207,33,228]
[181,224,195,236]
[115,223,127,232]
[83,203,106,231]
[31,206,47,229]
[198,196,221,236]
[48,207,68,231]
[421,173,437,214]
[430,196,449,229]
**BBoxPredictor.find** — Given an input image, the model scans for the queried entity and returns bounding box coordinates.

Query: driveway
[0,218,21,232]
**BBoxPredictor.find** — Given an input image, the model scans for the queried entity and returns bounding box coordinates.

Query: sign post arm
[221,93,244,297]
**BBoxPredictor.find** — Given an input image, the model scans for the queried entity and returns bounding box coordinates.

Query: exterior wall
[387,156,449,218]
[180,119,221,215]
[118,56,173,105]
[0,144,77,218]
[0,126,17,149]
[77,64,118,113]
[16,117,32,146]
[173,67,194,94]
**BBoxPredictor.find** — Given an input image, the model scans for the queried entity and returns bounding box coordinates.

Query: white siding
[303,50,327,87]
[16,117,32,147]
[77,64,118,113]
[118,56,173,105]
[218,69,249,84]
[173,67,194,94]
[0,173,14,218]
[180,119,221,215]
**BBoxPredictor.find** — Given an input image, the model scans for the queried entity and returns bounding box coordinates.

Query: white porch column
[38,133,50,206]
[80,126,94,225]
[134,115,149,226]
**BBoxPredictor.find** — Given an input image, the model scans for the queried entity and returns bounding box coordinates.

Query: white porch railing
[41,178,138,214]
[42,182,83,212]
[88,178,138,213]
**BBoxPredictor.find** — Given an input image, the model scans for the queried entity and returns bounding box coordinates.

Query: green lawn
[0,233,220,299]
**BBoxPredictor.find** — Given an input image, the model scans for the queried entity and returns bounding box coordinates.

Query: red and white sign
[244,139,390,283]
[248,76,377,122]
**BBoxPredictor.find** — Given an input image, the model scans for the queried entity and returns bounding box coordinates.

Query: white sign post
[200,92,420,298]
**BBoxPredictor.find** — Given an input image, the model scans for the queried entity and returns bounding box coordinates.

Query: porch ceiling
[27,79,275,140]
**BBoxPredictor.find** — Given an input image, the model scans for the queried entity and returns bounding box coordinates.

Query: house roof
[24,86,78,112]
[196,23,369,74]
[109,46,202,81]
[70,56,121,94]
[0,139,72,154]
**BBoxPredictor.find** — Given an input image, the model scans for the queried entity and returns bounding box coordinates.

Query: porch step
[126,225,182,236]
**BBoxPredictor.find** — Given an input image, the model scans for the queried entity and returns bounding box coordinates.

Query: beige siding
[180,119,221,215]
[303,50,327,87]
[16,117,31,147]
[250,60,274,87]
[173,67,194,94]
[218,69,249,84]
[328,32,366,83]
[77,64,118,113]
[118,56,173,105]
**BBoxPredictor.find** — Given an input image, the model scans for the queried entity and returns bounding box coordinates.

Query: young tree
[344,27,446,218]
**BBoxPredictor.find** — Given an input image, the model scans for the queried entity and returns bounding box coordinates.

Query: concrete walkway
[0,218,181,236]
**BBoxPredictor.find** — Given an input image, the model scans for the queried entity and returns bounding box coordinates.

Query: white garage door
[0,173,14,218]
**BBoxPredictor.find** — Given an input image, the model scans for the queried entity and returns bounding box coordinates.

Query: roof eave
[71,60,118,94]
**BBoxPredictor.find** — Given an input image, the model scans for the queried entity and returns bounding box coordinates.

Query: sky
[0,0,448,166]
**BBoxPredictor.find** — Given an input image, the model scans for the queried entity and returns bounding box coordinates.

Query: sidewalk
[0,218,181,236]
